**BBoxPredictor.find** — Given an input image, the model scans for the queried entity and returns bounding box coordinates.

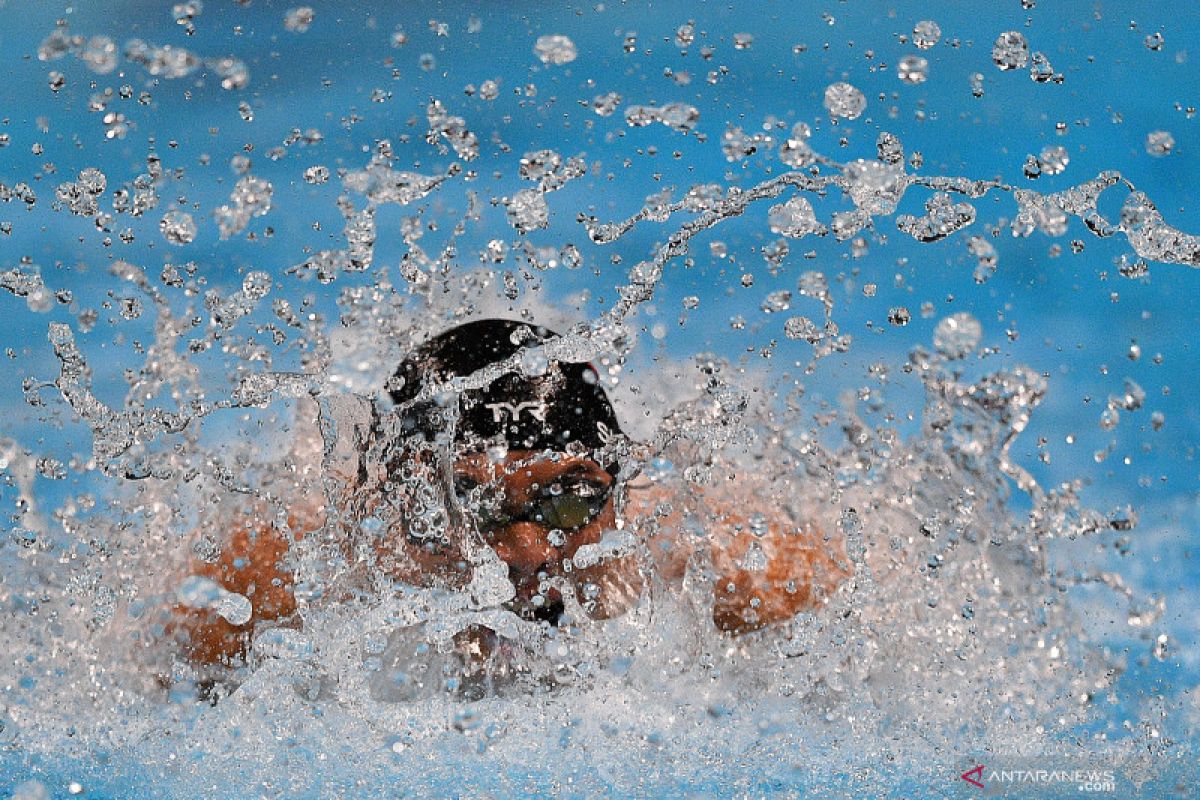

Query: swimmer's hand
[627,475,850,634]
[168,516,302,667]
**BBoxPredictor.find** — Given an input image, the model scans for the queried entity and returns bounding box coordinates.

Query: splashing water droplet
[1039,145,1070,175]
[823,81,866,119]
[783,315,820,342]
[159,209,196,245]
[624,102,700,133]
[1029,51,1058,83]
[933,313,983,359]
[912,20,941,49]
[1145,130,1175,157]
[768,196,826,239]
[897,54,929,85]
[284,7,315,33]
[534,34,577,66]
[242,271,272,300]
[303,165,330,184]
[176,575,253,625]
[992,31,1029,71]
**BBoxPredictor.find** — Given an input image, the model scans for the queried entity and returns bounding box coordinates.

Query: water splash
[0,5,1196,797]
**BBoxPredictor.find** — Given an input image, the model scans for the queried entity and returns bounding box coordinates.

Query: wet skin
[171,449,636,665]
[171,449,847,667]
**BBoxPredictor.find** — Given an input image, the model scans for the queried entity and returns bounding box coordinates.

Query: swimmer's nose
[489,521,558,576]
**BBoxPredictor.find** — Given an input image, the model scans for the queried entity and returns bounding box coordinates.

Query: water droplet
[675,21,695,48]
[969,72,985,97]
[242,271,272,300]
[912,20,941,50]
[1039,145,1069,175]
[215,175,273,239]
[823,81,866,119]
[172,1,203,25]
[991,31,1029,71]
[741,541,768,571]
[624,102,700,132]
[1145,130,1174,157]
[933,313,982,359]
[303,165,330,184]
[534,34,578,66]
[876,131,905,165]
[81,35,118,75]
[591,91,622,117]
[760,290,792,314]
[767,196,825,238]
[159,209,196,245]
[1029,51,1057,83]
[505,189,549,233]
[9,779,50,800]
[783,316,820,342]
[968,235,999,283]
[780,121,815,167]
[520,349,550,377]
[284,7,315,33]
[897,54,929,85]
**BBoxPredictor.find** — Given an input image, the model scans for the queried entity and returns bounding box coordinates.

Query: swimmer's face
[451,450,616,621]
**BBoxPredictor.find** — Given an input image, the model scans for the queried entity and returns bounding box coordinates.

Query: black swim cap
[389,319,621,456]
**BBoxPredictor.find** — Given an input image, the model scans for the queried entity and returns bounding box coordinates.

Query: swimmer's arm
[625,478,850,634]
[169,513,311,667]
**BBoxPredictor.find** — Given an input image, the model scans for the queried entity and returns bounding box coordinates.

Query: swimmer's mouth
[508,564,566,625]
[531,591,566,625]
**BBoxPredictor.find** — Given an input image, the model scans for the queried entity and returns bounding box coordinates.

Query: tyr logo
[484,400,548,423]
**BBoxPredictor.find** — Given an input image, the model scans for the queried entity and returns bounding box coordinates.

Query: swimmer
[169,319,849,674]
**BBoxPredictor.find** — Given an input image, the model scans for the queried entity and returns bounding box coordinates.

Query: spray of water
[1,5,1196,796]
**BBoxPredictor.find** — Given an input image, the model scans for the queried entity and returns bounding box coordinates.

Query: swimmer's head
[389,318,621,463]
[387,319,628,623]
